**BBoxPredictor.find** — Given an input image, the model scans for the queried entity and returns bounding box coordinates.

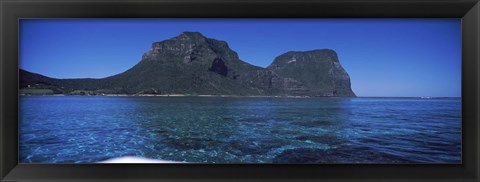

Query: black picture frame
[1,0,479,181]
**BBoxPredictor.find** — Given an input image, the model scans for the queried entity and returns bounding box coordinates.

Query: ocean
[19,96,461,163]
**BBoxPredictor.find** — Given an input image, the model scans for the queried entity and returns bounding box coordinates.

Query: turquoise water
[19,96,461,163]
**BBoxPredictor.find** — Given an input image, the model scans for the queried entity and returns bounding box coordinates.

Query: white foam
[98,156,184,163]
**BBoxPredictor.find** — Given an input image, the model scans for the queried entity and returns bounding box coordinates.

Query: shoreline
[19,93,315,98]
[17,94,461,99]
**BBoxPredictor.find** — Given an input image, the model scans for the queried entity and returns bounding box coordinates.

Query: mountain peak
[266,48,355,97]
[284,49,337,58]
[181,31,204,36]
[175,31,206,41]
[271,49,340,66]
[142,31,240,63]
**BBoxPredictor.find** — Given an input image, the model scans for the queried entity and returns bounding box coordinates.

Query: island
[20,32,356,97]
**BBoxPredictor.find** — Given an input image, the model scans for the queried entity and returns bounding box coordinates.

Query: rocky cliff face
[101,32,293,95]
[20,32,355,97]
[268,49,356,97]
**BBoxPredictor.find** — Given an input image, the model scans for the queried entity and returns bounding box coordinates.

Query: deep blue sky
[20,19,461,97]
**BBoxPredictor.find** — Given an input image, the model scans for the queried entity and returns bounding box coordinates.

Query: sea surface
[19,96,461,163]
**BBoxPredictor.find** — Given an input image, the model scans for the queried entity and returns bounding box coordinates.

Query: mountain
[19,32,355,97]
[267,49,356,97]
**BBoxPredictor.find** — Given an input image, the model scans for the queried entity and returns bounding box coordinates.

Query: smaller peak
[314,48,335,52]
[290,49,338,59]
[273,48,340,64]
[291,49,336,54]
[282,49,336,56]
[309,49,337,54]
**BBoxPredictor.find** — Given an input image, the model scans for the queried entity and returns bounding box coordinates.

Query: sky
[19,19,461,97]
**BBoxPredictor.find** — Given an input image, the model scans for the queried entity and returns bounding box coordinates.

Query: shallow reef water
[19,96,461,163]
